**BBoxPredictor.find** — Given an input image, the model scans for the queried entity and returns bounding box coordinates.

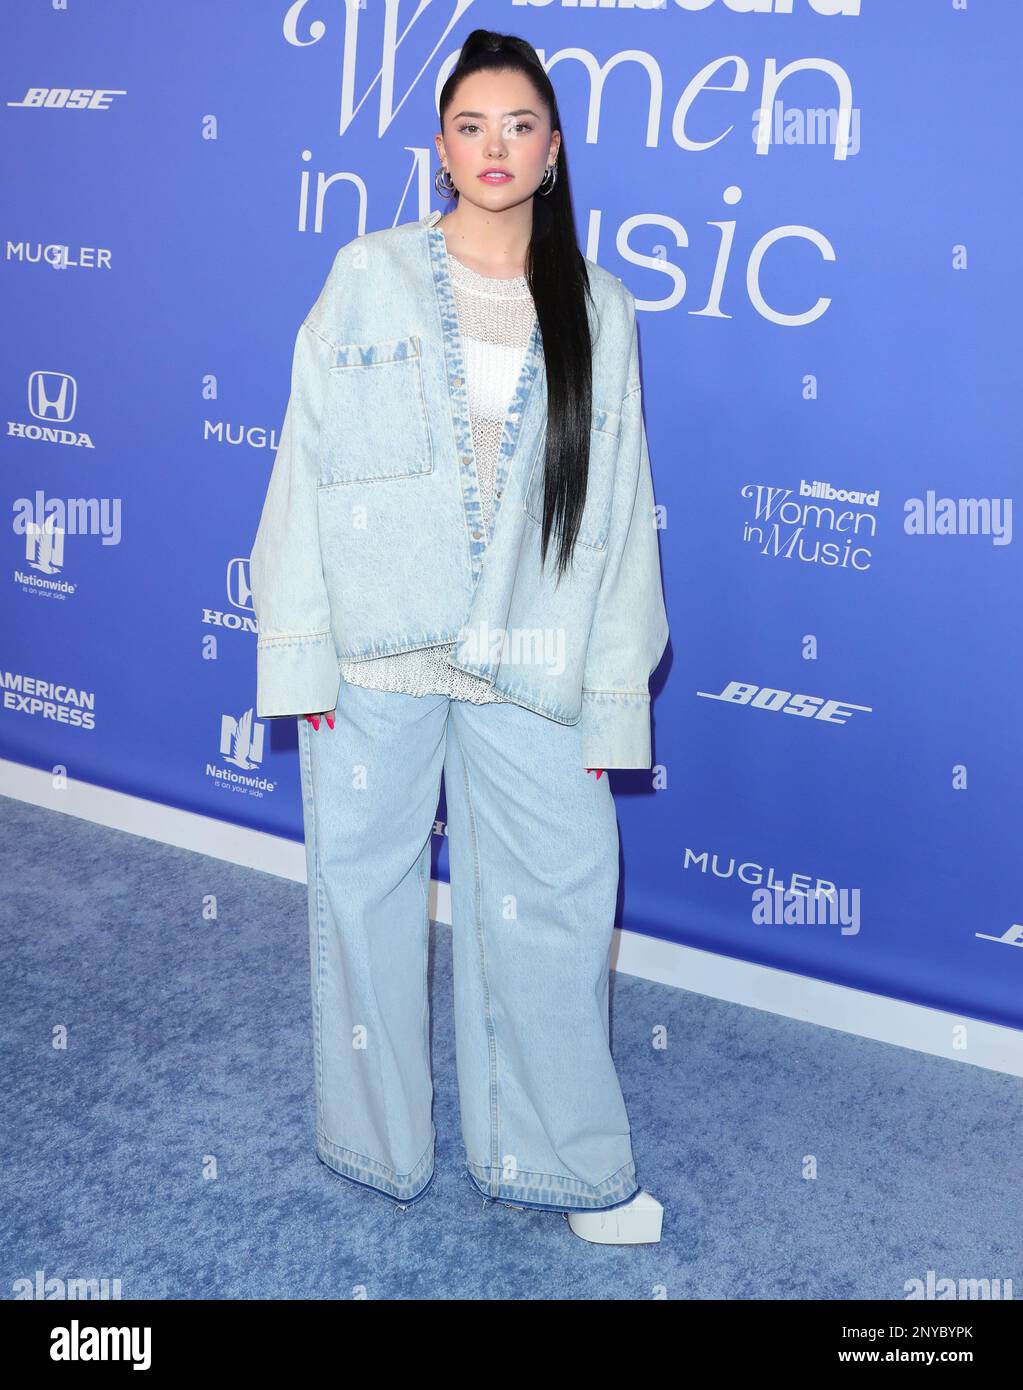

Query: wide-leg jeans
[296,669,641,1214]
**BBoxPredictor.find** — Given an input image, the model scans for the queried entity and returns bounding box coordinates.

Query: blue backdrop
[3,1,1020,1030]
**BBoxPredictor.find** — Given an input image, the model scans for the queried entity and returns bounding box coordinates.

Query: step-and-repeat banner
[3,2,1020,1029]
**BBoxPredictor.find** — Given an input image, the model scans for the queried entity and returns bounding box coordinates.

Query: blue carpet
[2,792,1019,1300]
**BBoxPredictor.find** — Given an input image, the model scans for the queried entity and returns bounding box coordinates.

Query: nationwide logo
[15,516,77,598]
[8,372,95,448]
[12,491,121,598]
[207,706,276,795]
[7,87,127,109]
[221,708,263,769]
[696,680,871,723]
[26,515,65,574]
[202,557,258,636]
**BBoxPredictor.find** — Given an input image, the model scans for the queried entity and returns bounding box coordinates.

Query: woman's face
[436,68,560,212]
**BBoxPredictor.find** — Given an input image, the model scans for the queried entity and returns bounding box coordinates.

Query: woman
[249,30,670,1245]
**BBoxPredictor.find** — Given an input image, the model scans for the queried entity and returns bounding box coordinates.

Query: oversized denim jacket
[249,210,669,769]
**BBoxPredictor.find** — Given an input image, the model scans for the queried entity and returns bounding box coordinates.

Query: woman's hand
[586,767,604,779]
[304,710,335,731]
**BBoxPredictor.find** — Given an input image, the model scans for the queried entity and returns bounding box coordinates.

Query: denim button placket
[426,219,543,591]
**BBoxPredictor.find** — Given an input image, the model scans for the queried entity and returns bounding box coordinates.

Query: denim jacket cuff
[579,689,652,770]
[255,633,341,719]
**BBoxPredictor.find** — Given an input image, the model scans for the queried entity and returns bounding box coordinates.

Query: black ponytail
[438,29,594,583]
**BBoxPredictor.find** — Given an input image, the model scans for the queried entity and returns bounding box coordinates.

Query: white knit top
[339,246,537,703]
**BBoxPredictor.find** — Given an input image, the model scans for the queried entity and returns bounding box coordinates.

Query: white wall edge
[3,756,1019,1078]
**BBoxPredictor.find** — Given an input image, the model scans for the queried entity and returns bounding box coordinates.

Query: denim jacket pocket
[319,334,434,487]
[523,405,621,552]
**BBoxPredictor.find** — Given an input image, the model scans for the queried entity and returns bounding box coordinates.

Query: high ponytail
[438,30,595,583]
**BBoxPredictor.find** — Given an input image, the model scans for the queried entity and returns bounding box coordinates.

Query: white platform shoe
[566,1190,663,1244]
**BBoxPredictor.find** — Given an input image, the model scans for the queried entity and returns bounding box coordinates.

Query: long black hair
[438,30,594,582]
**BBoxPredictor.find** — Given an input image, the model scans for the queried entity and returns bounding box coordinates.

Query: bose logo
[697,680,871,723]
[7,88,127,109]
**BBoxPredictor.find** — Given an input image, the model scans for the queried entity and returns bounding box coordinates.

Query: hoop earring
[537,161,558,196]
[434,166,457,199]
